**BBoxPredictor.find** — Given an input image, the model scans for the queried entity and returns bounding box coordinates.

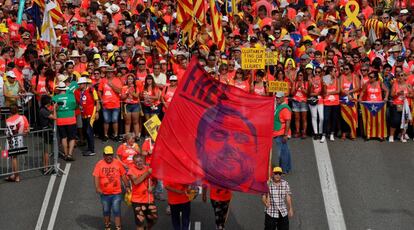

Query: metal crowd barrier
[0,97,62,177]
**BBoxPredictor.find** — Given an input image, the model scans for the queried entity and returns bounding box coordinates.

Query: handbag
[307,96,319,106]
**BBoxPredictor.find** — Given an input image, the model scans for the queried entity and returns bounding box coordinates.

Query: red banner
[151,58,274,194]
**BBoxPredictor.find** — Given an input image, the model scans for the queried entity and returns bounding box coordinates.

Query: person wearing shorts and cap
[262,167,293,230]
[93,146,130,230]
[52,82,78,161]
[273,92,292,174]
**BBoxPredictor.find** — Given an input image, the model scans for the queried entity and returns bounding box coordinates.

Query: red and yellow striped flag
[193,0,207,24]
[177,0,198,47]
[209,0,225,51]
[33,0,63,25]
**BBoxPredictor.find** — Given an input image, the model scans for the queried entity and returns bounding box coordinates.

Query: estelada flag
[151,58,274,194]
[360,101,387,139]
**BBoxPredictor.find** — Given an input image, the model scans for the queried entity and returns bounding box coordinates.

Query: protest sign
[241,48,265,69]
[144,115,161,140]
[268,81,289,93]
[265,51,278,65]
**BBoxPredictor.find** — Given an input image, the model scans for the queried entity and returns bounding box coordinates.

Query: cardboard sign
[265,51,278,65]
[144,115,161,141]
[241,48,265,69]
[268,81,289,93]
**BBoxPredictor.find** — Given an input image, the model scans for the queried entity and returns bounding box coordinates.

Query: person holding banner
[359,71,389,141]
[273,92,292,174]
[389,72,412,142]
[127,155,158,230]
[202,185,232,230]
[164,182,192,230]
[262,167,293,230]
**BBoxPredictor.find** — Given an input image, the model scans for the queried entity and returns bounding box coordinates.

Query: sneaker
[329,134,335,141]
[166,205,171,215]
[320,135,326,143]
[83,151,96,156]
[102,136,109,142]
[404,134,410,140]
[313,134,319,140]
[401,138,407,143]
[389,136,394,143]
[115,135,123,142]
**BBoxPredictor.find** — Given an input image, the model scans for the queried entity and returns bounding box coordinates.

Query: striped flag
[360,101,387,139]
[209,0,225,51]
[33,0,63,25]
[340,99,358,139]
[149,18,168,54]
[193,0,206,24]
[41,1,57,46]
[177,0,198,47]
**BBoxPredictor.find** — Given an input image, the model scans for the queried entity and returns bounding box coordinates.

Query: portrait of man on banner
[196,103,266,193]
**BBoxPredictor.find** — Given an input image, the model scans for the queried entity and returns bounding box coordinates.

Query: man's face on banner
[197,106,256,189]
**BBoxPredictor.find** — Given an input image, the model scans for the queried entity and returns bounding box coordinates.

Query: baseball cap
[6,71,16,78]
[273,167,283,173]
[169,75,178,81]
[305,63,314,69]
[103,146,114,155]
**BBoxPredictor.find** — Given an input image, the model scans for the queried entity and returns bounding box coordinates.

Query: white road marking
[313,140,347,230]
[35,165,59,230]
[47,163,71,230]
[195,221,201,230]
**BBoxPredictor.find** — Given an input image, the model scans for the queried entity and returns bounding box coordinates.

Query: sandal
[115,226,121,230]
[104,223,111,230]
[5,175,20,182]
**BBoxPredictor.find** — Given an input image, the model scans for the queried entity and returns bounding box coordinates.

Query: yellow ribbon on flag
[343,1,361,28]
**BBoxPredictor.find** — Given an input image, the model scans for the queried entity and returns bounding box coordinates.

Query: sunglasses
[344,68,350,70]
[139,63,145,65]
[315,71,321,74]
[361,69,368,72]
[273,172,282,175]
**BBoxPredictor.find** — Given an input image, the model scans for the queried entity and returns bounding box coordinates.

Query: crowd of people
[1,0,414,229]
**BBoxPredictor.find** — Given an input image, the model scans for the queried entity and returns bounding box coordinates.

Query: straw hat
[69,50,81,58]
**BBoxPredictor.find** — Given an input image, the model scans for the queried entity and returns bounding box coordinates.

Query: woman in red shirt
[389,72,412,142]
[230,69,250,92]
[121,74,141,137]
[161,75,178,112]
[141,75,161,121]
[308,67,324,139]
[322,67,341,142]
[291,71,309,138]
[359,71,389,141]
[251,70,268,96]
[116,133,140,168]
[339,63,360,140]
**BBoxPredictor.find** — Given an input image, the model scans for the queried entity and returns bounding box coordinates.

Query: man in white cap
[75,77,100,156]
[4,71,22,107]
[53,82,78,161]
[273,92,292,174]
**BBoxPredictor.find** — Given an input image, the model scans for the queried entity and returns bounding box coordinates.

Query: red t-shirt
[99,78,122,109]
[210,187,232,202]
[273,107,291,137]
[127,165,154,203]
[92,159,126,195]
[165,182,190,205]
[116,143,140,166]
[121,85,140,104]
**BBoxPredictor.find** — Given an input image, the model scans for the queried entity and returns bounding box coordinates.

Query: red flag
[151,58,274,194]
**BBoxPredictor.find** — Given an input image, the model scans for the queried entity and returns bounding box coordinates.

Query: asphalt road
[1,137,414,230]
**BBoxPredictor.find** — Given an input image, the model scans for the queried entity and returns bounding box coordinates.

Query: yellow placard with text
[268,81,289,93]
[241,48,265,69]
[144,115,161,141]
[265,51,278,65]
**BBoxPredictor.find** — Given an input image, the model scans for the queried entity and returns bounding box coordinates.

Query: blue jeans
[82,118,94,152]
[273,136,292,173]
[102,108,120,123]
[100,193,122,217]
[171,202,191,230]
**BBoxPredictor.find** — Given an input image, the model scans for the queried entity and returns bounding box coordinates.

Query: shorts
[292,100,308,112]
[125,104,141,113]
[142,105,161,115]
[57,124,77,140]
[76,114,83,129]
[102,108,120,123]
[100,193,122,217]
[390,105,403,129]
[132,202,158,227]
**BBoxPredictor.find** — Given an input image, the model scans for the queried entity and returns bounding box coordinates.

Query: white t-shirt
[152,73,167,87]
